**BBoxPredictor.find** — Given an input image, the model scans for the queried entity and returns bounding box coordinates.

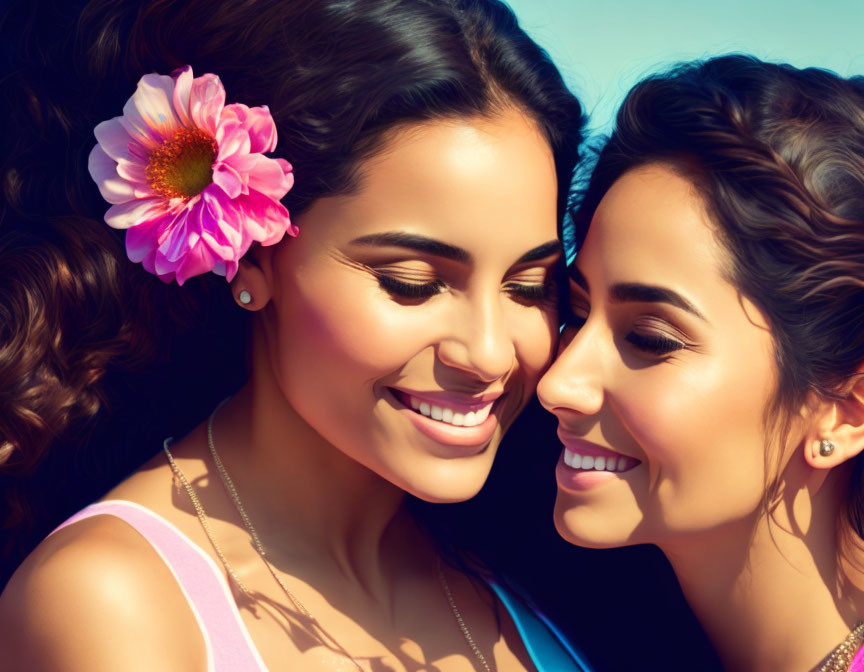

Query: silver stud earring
[238,290,253,305]
[819,439,835,457]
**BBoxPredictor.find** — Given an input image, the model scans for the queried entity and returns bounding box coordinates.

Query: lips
[563,447,639,472]
[390,389,500,428]
[387,387,503,451]
[557,436,641,476]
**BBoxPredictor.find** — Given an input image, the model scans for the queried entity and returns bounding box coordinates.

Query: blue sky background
[505,0,864,134]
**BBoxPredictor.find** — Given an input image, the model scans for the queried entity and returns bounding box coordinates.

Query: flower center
[145,128,218,199]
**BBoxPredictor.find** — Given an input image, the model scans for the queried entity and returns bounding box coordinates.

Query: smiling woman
[0,0,587,670]
[238,110,562,505]
[539,54,864,672]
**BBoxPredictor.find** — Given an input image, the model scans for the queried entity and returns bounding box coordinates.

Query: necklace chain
[161,401,491,671]
[436,557,492,672]
[819,621,864,672]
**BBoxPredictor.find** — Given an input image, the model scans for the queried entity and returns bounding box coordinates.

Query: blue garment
[491,581,592,671]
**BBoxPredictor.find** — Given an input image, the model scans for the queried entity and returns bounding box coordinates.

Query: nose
[537,321,604,417]
[437,293,515,383]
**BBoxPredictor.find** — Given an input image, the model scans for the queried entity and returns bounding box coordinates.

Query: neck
[209,339,414,592]
[662,468,863,672]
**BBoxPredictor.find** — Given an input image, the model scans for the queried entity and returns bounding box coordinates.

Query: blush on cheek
[618,357,773,533]
[513,316,558,378]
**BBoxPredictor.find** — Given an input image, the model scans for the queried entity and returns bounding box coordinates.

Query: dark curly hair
[571,53,864,553]
[0,0,584,567]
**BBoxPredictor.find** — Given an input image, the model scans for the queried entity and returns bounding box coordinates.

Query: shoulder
[0,513,206,672]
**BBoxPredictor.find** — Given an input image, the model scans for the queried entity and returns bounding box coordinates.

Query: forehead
[579,164,728,290]
[299,109,559,253]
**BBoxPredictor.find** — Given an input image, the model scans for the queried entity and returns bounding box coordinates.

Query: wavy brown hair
[0,0,584,569]
[571,54,864,555]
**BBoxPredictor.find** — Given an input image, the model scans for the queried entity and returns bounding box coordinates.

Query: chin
[395,450,498,504]
[553,497,642,549]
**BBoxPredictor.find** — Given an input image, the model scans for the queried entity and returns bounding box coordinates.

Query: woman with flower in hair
[539,54,864,671]
[0,0,590,669]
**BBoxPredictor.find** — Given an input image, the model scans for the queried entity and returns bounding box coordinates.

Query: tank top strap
[489,580,592,671]
[48,499,268,672]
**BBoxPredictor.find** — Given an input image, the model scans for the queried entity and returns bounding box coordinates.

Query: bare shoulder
[0,514,206,672]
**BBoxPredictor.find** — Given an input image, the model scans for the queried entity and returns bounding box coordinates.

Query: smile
[555,438,642,492]
[563,448,639,472]
[407,396,493,428]
[388,388,503,451]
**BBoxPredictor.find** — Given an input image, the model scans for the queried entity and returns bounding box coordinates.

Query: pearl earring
[238,290,253,305]
[819,439,835,457]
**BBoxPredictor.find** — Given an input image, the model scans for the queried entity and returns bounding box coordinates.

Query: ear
[803,371,864,470]
[230,244,276,311]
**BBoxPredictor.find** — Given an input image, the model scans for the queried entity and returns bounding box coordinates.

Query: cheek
[618,346,775,531]
[508,305,559,380]
[278,271,437,377]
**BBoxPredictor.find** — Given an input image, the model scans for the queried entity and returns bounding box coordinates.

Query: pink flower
[88,65,297,285]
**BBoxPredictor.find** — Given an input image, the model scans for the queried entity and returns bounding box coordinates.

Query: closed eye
[375,274,445,299]
[505,281,555,306]
[625,331,686,355]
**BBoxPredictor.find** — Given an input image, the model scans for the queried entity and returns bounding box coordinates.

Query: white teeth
[563,450,633,473]
[407,396,493,428]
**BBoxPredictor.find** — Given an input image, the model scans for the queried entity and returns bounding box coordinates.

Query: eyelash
[376,275,553,302]
[562,308,687,356]
[376,274,445,298]
[504,282,554,303]
[625,331,686,355]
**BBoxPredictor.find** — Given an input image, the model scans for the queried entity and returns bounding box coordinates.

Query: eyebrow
[350,232,562,266]
[350,232,469,263]
[568,266,707,321]
[611,283,707,321]
[514,240,563,265]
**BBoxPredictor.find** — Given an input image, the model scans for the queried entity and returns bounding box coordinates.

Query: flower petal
[173,244,220,286]
[216,121,251,162]
[121,73,182,148]
[225,154,293,200]
[237,190,295,246]
[125,214,164,263]
[93,117,136,163]
[189,73,226,136]
[212,163,244,199]
[222,103,278,153]
[171,65,194,127]
[251,156,293,200]
[159,204,200,262]
[203,187,244,251]
[88,145,136,204]
[113,159,154,198]
[104,197,168,230]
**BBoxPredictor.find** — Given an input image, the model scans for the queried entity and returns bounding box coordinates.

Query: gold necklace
[819,621,864,672]
[161,403,492,672]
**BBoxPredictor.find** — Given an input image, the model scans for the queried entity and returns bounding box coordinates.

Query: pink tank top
[48,499,591,672]
[49,500,268,671]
